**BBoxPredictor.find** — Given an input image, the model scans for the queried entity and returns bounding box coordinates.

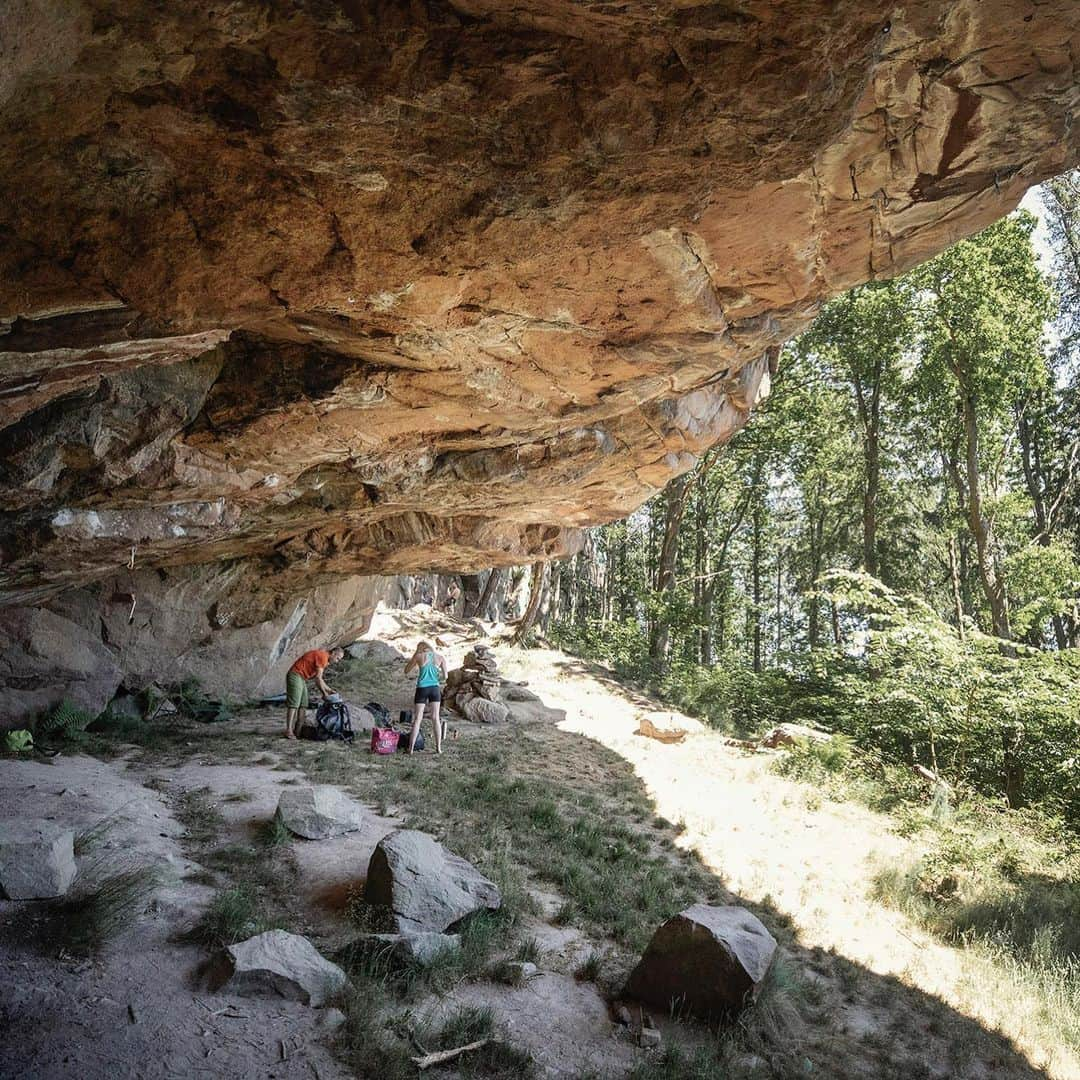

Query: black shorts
[414,685,441,705]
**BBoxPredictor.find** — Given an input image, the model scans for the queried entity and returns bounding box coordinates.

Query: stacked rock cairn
[444,645,509,723]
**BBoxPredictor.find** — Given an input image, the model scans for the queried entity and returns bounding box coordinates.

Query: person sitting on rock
[285,646,344,739]
[404,640,447,755]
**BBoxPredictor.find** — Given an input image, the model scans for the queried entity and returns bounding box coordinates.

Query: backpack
[398,710,424,751]
[365,701,392,727]
[314,698,354,743]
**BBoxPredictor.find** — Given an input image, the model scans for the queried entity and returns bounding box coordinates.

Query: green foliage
[37,698,97,739]
[170,678,232,723]
[47,865,160,955]
[871,822,1080,1050]
[190,885,265,946]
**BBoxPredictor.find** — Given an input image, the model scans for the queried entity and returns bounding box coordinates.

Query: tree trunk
[649,474,691,662]
[961,389,1012,639]
[1017,409,1069,649]
[1002,724,1025,809]
[947,537,965,639]
[476,567,503,621]
[512,562,547,644]
[751,501,763,673]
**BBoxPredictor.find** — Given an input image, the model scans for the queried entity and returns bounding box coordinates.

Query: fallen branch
[411,1039,488,1070]
[912,764,951,788]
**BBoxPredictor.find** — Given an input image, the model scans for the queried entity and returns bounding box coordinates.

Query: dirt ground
[0,605,1075,1079]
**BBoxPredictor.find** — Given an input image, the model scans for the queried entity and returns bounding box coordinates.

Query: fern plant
[37,698,96,739]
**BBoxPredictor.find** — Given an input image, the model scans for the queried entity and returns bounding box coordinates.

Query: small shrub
[575,948,604,982]
[260,814,291,847]
[49,865,160,954]
[37,699,96,740]
[191,886,263,946]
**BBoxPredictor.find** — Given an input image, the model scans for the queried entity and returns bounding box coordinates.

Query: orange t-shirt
[290,650,331,680]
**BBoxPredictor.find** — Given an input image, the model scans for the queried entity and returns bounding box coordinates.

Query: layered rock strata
[1,1,1077,705]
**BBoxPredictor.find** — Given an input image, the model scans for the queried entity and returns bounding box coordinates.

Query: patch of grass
[417,1005,535,1079]
[336,978,415,1080]
[575,948,604,982]
[870,822,1080,1051]
[73,814,117,857]
[514,936,542,963]
[174,787,224,845]
[190,885,266,946]
[260,814,292,847]
[48,864,160,955]
[223,790,254,803]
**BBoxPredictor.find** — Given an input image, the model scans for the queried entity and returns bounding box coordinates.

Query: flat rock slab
[214,930,347,1007]
[625,904,776,1021]
[365,829,501,933]
[349,931,461,968]
[0,820,76,899]
[275,785,365,840]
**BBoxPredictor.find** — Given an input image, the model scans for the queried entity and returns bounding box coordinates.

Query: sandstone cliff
[0,0,1077,716]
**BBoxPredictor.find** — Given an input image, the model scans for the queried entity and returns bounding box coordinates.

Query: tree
[911,213,1054,640]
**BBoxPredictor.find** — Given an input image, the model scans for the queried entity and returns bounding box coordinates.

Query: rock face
[365,829,501,933]
[0,599,122,728]
[275,786,366,840]
[213,930,347,1007]
[0,568,397,727]
[625,904,777,1020]
[0,2,1076,694]
[0,821,77,900]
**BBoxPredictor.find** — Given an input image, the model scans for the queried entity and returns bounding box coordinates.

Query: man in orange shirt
[285,646,344,739]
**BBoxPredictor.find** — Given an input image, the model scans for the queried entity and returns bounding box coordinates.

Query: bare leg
[431,700,443,754]
[286,706,297,738]
[408,703,425,754]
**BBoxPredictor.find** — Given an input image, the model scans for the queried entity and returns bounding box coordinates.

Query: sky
[1020,184,1056,275]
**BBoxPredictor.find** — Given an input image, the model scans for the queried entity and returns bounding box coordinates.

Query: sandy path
[497,646,1080,1080]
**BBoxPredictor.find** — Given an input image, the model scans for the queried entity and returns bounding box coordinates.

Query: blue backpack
[314,699,354,743]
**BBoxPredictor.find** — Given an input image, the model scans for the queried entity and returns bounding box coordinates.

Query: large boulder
[345,640,405,667]
[213,930,347,1006]
[0,821,77,900]
[461,697,509,725]
[365,830,501,933]
[0,603,122,730]
[275,786,366,840]
[625,905,777,1020]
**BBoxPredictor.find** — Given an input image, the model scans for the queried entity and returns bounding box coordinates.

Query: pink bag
[371,727,400,754]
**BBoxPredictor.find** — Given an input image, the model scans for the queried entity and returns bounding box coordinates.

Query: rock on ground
[0,820,77,899]
[761,723,832,748]
[462,697,509,725]
[213,930,347,1007]
[275,786,366,840]
[349,931,461,967]
[624,904,777,1020]
[345,640,405,666]
[365,829,501,933]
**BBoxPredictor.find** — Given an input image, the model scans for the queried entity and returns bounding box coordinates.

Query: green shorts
[286,670,310,709]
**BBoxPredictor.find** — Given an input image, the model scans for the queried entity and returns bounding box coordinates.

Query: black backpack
[314,699,354,743]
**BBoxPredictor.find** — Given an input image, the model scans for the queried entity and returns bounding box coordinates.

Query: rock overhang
[0,0,1077,601]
